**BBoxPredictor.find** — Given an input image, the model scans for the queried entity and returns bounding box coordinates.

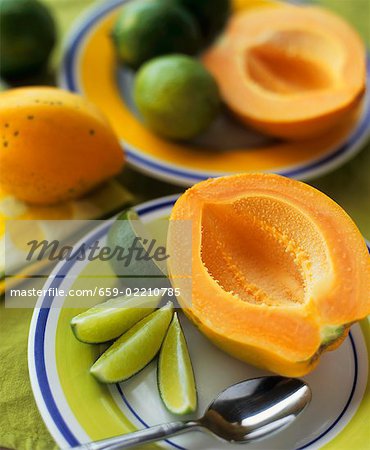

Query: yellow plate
[59,0,370,186]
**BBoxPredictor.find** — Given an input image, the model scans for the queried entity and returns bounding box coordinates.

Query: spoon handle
[71,420,200,450]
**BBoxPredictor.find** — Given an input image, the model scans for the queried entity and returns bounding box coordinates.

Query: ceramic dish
[28,195,370,450]
[58,0,370,186]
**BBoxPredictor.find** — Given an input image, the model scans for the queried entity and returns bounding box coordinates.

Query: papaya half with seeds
[203,5,366,140]
[167,174,370,376]
[0,87,124,205]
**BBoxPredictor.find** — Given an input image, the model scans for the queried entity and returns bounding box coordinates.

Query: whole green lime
[0,0,56,78]
[134,55,221,140]
[112,0,201,69]
[175,0,231,44]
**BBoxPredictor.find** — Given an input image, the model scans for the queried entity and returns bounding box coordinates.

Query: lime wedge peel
[70,292,163,344]
[90,301,174,383]
[107,208,168,288]
[158,312,197,415]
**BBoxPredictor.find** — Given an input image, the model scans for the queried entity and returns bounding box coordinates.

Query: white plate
[28,195,370,450]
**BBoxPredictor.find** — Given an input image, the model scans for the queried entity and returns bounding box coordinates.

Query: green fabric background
[0,1,369,449]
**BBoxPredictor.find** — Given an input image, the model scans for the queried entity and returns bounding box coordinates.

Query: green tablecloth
[0,1,369,449]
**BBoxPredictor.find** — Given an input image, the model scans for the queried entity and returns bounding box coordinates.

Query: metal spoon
[72,376,311,450]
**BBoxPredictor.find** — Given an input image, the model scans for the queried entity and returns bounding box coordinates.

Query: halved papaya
[167,174,370,376]
[203,5,366,140]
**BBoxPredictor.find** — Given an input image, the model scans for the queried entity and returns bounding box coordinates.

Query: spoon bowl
[200,376,311,443]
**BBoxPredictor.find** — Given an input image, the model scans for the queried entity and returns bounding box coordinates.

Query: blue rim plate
[28,195,370,450]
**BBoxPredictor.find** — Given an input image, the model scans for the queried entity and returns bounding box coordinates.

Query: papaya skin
[167,173,370,376]
[203,5,366,140]
[183,305,320,377]
[0,87,124,205]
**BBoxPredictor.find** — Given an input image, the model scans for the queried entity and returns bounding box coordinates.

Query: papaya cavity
[246,30,340,95]
[200,198,321,307]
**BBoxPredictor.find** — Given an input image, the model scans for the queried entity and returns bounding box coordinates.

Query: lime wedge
[90,301,173,383]
[70,292,163,344]
[107,208,168,289]
[158,313,197,414]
